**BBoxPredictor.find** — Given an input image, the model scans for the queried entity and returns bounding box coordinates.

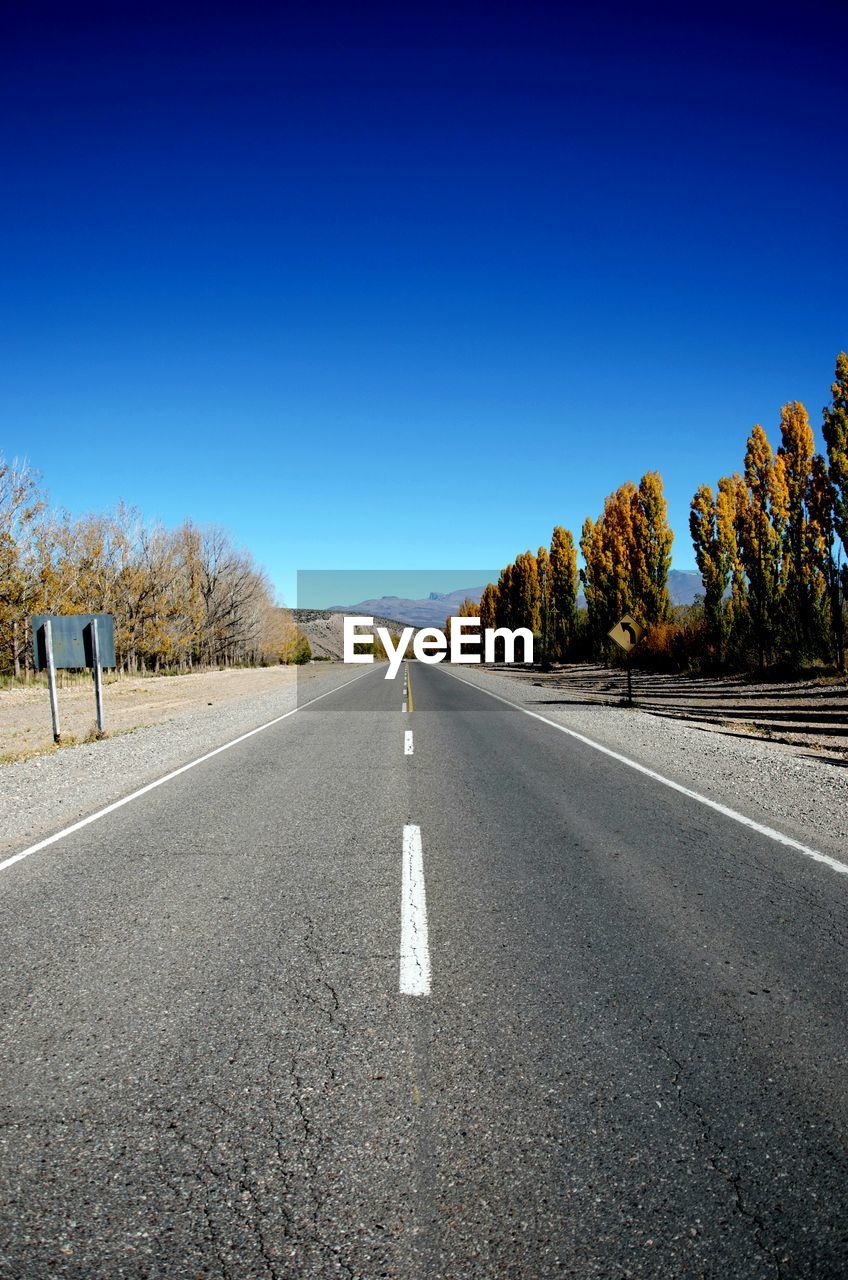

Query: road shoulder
[0,663,359,861]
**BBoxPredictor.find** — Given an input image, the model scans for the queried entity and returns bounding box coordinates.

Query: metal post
[91,618,105,736]
[45,619,61,743]
[627,661,633,707]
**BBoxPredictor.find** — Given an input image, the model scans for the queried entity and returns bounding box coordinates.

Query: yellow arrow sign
[608,614,644,652]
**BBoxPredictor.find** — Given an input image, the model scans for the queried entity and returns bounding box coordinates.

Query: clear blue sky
[2,0,846,606]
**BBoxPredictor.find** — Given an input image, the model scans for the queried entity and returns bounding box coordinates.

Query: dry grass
[0,666,301,761]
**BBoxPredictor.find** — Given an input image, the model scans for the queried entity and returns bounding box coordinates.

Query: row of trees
[472,354,848,672]
[0,461,308,677]
[690,355,848,669]
[580,470,673,649]
[468,526,580,666]
[467,476,673,666]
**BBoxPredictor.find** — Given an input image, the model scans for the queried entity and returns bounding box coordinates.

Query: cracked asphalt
[0,661,847,1277]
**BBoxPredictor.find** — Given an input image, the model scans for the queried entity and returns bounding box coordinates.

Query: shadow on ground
[503,664,848,758]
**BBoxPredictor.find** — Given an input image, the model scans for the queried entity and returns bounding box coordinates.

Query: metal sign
[32,614,116,671]
[31,614,115,741]
[608,614,644,652]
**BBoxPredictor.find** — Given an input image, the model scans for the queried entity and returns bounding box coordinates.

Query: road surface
[0,661,846,1277]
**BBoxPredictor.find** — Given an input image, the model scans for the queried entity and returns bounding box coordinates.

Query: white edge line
[400,823,430,995]
[0,668,375,875]
[404,730,414,755]
[437,665,848,878]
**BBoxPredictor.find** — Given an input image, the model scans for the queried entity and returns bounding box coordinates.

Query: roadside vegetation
[450,353,848,674]
[4,353,846,683]
[0,478,310,679]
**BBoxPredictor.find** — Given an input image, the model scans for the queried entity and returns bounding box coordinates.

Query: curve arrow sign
[608,614,644,652]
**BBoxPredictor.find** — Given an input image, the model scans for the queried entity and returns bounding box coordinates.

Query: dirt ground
[486,662,848,759]
[0,666,306,760]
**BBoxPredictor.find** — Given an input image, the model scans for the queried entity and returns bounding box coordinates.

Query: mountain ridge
[326,571,704,628]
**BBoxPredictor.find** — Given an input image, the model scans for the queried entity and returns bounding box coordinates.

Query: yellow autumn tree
[631,471,673,624]
[0,455,283,677]
[807,453,842,666]
[822,352,848,668]
[535,545,551,667]
[581,473,674,658]
[776,401,820,655]
[443,595,480,646]
[690,484,730,660]
[495,563,514,630]
[734,424,786,669]
[479,582,498,634]
[549,524,578,659]
[580,483,636,648]
[511,550,541,634]
[0,459,48,676]
[823,352,848,561]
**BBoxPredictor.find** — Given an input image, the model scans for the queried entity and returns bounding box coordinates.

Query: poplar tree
[495,564,514,630]
[776,401,818,653]
[717,474,748,655]
[580,476,670,655]
[579,516,602,648]
[823,352,848,562]
[604,483,638,623]
[690,485,730,660]
[631,471,673,623]
[511,551,541,634]
[535,545,552,668]
[443,596,480,638]
[580,487,637,652]
[735,425,785,669]
[808,453,843,667]
[549,524,578,659]
[823,352,848,667]
[479,583,498,635]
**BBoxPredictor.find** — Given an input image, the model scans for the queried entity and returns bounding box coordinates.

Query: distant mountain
[576,569,703,609]
[667,569,704,606]
[328,571,703,629]
[290,609,411,659]
[328,586,487,629]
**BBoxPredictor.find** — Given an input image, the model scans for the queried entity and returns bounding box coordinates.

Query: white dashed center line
[404,730,414,755]
[400,824,430,996]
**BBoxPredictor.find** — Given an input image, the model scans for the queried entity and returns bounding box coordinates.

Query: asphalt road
[0,660,846,1278]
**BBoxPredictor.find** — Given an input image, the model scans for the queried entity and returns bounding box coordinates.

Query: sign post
[31,614,116,741]
[90,618,105,736]
[44,619,61,744]
[607,613,645,706]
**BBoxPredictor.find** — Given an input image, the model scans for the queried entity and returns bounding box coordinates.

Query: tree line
[0,463,309,677]
[456,353,848,672]
[690,353,847,671]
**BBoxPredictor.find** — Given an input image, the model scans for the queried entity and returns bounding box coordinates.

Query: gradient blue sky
[2,0,846,606]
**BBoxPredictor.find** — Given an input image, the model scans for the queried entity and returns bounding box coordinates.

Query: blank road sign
[31,614,116,670]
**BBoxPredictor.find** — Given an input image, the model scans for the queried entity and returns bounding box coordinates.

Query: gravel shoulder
[0,665,323,759]
[444,663,848,866]
[0,663,362,860]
